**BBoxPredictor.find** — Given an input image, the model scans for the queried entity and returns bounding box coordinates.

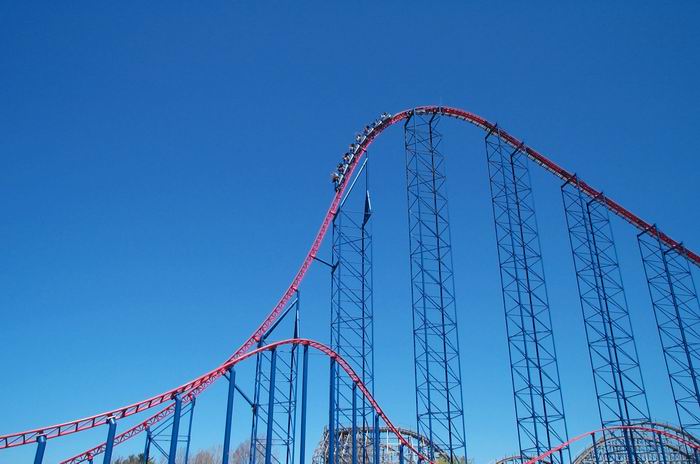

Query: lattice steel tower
[485,128,568,464]
[404,110,467,462]
[639,227,700,438]
[249,298,300,464]
[331,156,375,464]
[562,179,651,463]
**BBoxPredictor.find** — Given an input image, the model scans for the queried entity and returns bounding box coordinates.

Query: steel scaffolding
[639,228,700,439]
[404,110,467,462]
[142,395,196,464]
[250,298,300,464]
[331,156,375,464]
[562,180,650,463]
[485,128,568,463]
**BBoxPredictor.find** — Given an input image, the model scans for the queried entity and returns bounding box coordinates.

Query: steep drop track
[2,106,698,462]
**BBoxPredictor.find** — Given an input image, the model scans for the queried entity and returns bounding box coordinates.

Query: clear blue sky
[1,2,699,463]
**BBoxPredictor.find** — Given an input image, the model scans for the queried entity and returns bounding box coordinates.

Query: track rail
[2,106,697,454]
[59,339,432,464]
[524,425,700,464]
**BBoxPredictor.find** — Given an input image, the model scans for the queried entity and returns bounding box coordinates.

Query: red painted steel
[2,106,697,455]
[59,339,432,464]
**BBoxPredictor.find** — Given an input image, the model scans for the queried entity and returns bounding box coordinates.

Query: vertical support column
[639,227,700,436]
[184,397,195,464]
[265,349,278,464]
[143,428,152,464]
[299,345,309,464]
[250,345,264,464]
[250,300,300,464]
[399,444,405,464]
[562,181,649,463]
[404,110,467,463]
[331,154,374,464]
[168,394,182,464]
[352,384,358,464]
[485,129,568,463]
[329,358,337,464]
[103,417,117,464]
[223,368,237,464]
[285,300,301,464]
[33,435,46,464]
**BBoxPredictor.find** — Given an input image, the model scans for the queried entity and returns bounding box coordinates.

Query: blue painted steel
[33,435,46,464]
[143,398,194,463]
[329,358,337,464]
[262,296,299,343]
[639,227,700,435]
[399,444,405,464]
[250,297,300,464]
[250,346,263,464]
[562,181,650,463]
[235,382,255,407]
[184,396,195,464]
[331,153,374,464]
[265,348,278,464]
[223,368,237,464]
[143,428,152,464]
[404,110,467,462]
[485,129,568,462]
[300,345,309,464]
[103,418,117,464]
[352,384,358,464]
[168,394,182,464]
[562,182,650,425]
[286,297,300,464]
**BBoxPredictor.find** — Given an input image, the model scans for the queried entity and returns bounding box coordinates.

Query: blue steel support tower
[485,128,568,464]
[404,110,467,463]
[142,396,196,464]
[562,180,650,463]
[331,155,374,464]
[249,297,300,464]
[638,227,700,438]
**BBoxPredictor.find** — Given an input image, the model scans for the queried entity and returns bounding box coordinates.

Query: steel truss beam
[250,299,300,464]
[404,110,467,462]
[562,180,651,463]
[331,155,375,464]
[485,129,568,463]
[639,228,700,438]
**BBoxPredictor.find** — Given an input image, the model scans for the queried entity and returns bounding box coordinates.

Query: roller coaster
[2,106,699,464]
